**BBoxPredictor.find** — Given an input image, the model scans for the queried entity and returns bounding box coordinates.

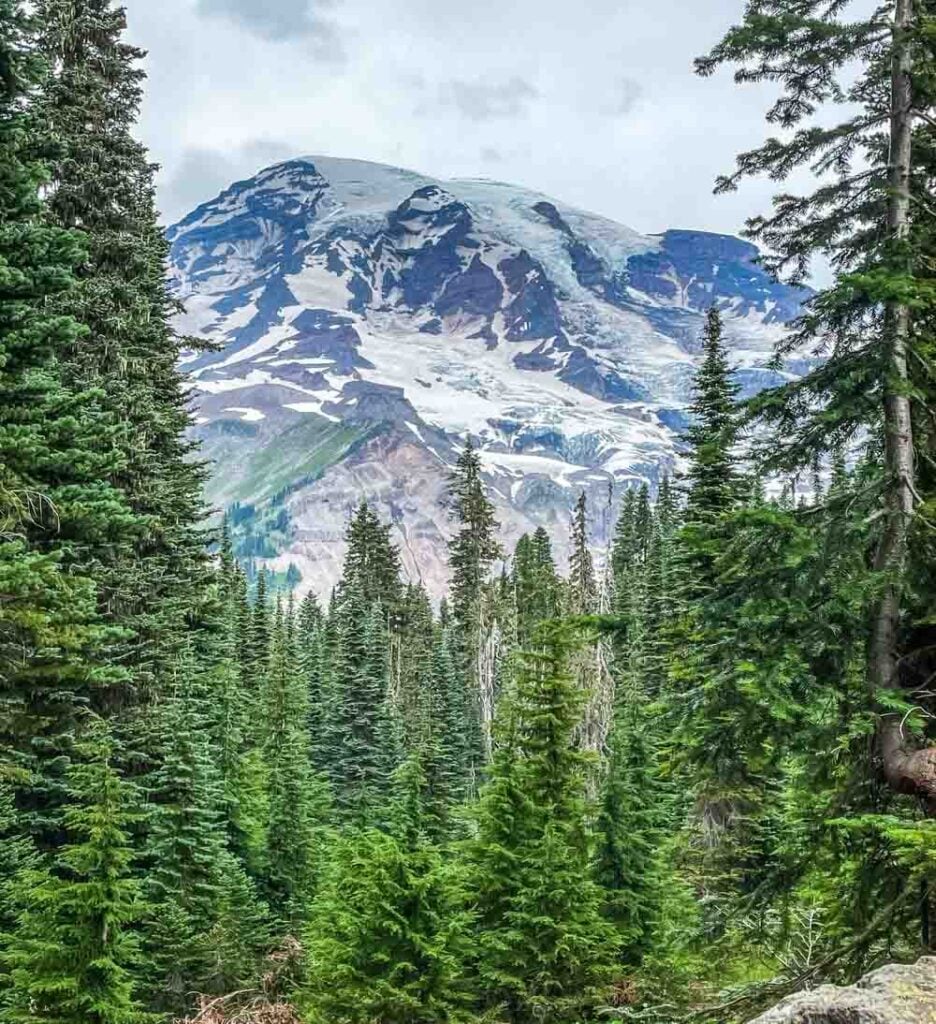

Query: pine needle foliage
[469,622,620,1023]
[2,726,145,1024]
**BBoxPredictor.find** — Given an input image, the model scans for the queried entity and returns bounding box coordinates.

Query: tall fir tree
[567,492,597,617]
[610,485,652,672]
[448,439,503,776]
[35,0,210,696]
[448,441,501,624]
[325,582,397,822]
[566,492,613,754]
[21,14,234,1010]
[392,584,437,750]
[684,307,741,528]
[698,0,936,808]
[2,726,144,1024]
[297,591,329,772]
[137,648,240,1014]
[662,309,759,931]
[509,528,563,711]
[211,522,266,877]
[425,621,474,817]
[594,700,665,965]
[263,598,318,929]
[340,502,403,614]
[642,478,681,692]
[249,568,272,680]
[0,0,129,850]
[469,623,620,1023]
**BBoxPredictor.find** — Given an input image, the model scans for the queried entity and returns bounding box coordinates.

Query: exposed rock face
[753,958,936,1024]
[169,155,812,599]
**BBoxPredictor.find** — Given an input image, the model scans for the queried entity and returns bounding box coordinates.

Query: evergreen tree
[611,487,639,589]
[384,585,469,838]
[393,584,437,751]
[248,568,272,681]
[698,0,936,807]
[448,440,501,624]
[661,311,755,929]
[425,622,474,817]
[595,701,665,964]
[301,756,471,1024]
[447,440,502,774]
[0,0,126,849]
[297,591,329,771]
[610,487,650,664]
[2,727,144,1024]
[340,502,403,613]
[138,651,239,1014]
[211,525,266,877]
[673,473,891,939]
[325,583,396,821]
[511,528,561,647]
[604,488,675,960]
[216,564,271,870]
[567,492,597,616]
[684,307,741,527]
[566,493,613,753]
[263,599,317,928]
[643,478,680,658]
[35,0,210,696]
[470,623,620,1023]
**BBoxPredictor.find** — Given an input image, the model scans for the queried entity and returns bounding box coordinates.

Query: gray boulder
[753,957,936,1024]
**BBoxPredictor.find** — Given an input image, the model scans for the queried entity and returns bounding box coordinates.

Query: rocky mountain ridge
[169,155,809,597]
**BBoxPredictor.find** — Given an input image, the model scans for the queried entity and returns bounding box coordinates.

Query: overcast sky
[124,0,802,244]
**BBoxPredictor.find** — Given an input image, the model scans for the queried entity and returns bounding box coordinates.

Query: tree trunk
[872,0,936,812]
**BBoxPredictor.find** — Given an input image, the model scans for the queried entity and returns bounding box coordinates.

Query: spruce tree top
[448,439,501,618]
[685,307,741,523]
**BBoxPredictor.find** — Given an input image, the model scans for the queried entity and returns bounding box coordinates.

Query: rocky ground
[753,957,936,1024]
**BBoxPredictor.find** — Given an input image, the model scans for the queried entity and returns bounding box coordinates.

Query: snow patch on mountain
[169,155,809,598]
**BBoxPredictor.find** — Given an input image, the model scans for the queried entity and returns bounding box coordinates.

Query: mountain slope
[169,155,808,597]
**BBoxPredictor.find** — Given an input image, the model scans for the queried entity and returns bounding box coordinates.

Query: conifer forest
[2,1,936,1021]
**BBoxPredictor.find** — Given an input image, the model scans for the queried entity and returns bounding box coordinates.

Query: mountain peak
[172,155,809,599]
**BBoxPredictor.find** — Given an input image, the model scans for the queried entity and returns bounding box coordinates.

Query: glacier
[168,155,810,598]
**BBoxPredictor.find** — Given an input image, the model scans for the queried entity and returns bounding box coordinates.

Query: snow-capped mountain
[169,155,808,598]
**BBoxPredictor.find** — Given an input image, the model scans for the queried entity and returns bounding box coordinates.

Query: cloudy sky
[125,0,801,242]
